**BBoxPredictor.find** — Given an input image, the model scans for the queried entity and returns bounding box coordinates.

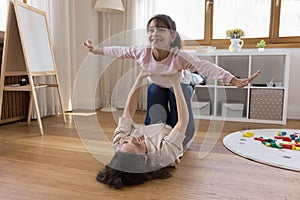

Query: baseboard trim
[287,106,300,120]
[73,100,300,120]
[72,96,102,110]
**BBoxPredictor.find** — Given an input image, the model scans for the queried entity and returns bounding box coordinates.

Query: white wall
[287,48,300,119]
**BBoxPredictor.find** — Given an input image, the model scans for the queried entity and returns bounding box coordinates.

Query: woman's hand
[230,70,261,88]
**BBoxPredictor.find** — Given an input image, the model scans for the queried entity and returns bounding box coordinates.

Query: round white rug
[223,129,300,171]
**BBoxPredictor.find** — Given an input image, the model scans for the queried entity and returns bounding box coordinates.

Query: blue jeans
[144,83,195,149]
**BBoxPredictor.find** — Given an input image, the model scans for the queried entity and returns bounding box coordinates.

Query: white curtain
[99,0,151,111]
[24,0,154,114]
[133,0,153,31]
[0,0,10,32]
[27,0,75,116]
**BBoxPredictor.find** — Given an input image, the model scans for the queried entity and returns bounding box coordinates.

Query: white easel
[0,1,66,135]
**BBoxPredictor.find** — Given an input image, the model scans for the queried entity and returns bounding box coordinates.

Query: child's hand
[230,70,262,88]
[84,39,94,51]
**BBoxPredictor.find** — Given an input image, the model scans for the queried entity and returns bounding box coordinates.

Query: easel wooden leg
[31,88,44,135]
[0,68,6,122]
[57,87,66,123]
[27,91,33,123]
[54,75,66,123]
[0,90,4,122]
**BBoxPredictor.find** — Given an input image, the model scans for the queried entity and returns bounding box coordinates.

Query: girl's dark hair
[96,151,174,189]
[147,14,182,49]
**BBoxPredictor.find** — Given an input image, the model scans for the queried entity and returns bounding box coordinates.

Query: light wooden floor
[0,111,299,200]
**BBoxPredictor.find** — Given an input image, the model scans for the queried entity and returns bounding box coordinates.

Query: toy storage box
[222,103,244,117]
[192,101,210,116]
[249,89,283,120]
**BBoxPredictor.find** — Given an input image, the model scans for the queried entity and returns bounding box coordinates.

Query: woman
[97,70,189,188]
[84,14,261,150]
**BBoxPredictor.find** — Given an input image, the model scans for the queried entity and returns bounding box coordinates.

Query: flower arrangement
[256,39,266,48]
[226,28,245,39]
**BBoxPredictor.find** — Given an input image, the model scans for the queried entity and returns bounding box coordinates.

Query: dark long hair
[96,151,174,189]
[147,14,182,49]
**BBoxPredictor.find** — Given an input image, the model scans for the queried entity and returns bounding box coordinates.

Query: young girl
[97,70,189,188]
[84,14,261,150]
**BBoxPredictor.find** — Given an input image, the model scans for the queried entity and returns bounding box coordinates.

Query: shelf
[194,85,215,88]
[216,85,249,89]
[4,84,48,91]
[250,86,284,90]
[191,49,290,124]
[4,71,28,76]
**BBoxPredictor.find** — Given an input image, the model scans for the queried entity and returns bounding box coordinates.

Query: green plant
[226,28,245,39]
[256,39,266,48]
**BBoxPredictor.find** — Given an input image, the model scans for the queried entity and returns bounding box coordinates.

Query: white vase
[258,47,264,52]
[229,38,244,52]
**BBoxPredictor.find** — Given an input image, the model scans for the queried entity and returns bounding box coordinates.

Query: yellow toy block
[265,143,271,147]
[242,131,255,137]
[277,131,282,136]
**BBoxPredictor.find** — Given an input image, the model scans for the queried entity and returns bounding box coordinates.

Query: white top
[113,117,185,168]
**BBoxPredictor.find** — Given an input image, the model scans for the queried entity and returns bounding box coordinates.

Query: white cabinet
[190,49,290,124]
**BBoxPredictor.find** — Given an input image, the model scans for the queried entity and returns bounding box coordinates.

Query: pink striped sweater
[103,46,234,87]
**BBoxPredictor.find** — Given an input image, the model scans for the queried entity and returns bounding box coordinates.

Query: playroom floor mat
[223,129,300,172]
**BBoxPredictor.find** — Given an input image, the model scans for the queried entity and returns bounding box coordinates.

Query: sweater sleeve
[103,46,144,60]
[179,51,235,85]
[112,117,133,145]
[150,128,186,168]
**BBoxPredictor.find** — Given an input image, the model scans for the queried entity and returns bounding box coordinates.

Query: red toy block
[254,137,265,142]
[281,143,294,150]
[282,137,292,142]
[274,136,284,139]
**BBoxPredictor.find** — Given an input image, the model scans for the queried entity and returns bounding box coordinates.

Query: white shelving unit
[190,49,290,125]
